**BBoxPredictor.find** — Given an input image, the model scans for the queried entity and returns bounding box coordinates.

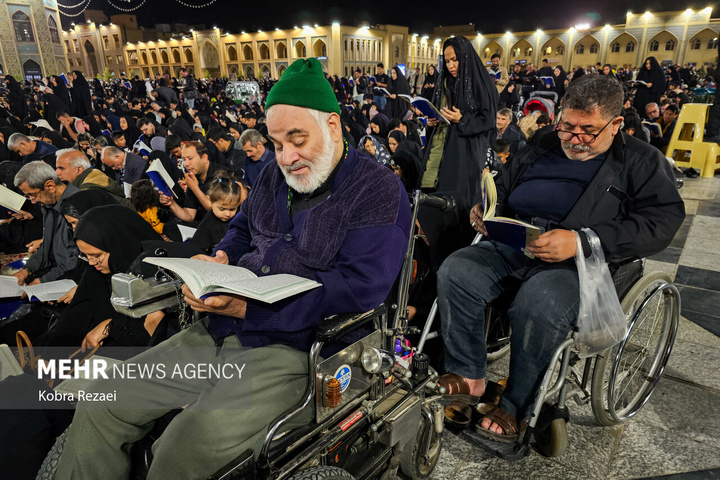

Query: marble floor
[428,175,720,480]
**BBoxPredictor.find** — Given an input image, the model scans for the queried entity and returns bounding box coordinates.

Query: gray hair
[7,133,31,150]
[497,108,513,119]
[56,149,91,170]
[14,161,60,189]
[239,128,263,148]
[101,146,124,159]
[562,75,624,119]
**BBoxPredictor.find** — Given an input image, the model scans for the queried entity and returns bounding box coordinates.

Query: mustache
[564,143,591,152]
[285,162,311,173]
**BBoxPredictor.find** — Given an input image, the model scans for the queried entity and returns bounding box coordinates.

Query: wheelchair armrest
[316,305,387,344]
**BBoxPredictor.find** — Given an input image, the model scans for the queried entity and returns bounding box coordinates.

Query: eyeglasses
[555,118,614,144]
[78,252,107,265]
[24,186,45,200]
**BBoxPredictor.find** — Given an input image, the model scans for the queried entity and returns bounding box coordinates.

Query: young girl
[190,171,249,253]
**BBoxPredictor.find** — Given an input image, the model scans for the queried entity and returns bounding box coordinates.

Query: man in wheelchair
[436,74,685,442]
[55,58,411,479]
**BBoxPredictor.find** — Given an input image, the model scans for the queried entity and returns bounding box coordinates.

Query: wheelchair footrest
[461,429,531,461]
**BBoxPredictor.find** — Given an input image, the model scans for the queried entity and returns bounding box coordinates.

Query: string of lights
[105,0,149,13]
[57,0,92,17]
[173,0,219,8]
[57,0,91,9]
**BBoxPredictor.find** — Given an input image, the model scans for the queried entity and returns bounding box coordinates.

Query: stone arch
[261,65,270,77]
[481,41,504,65]
[295,40,306,58]
[277,64,286,77]
[23,59,42,81]
[606,32,638,68]
[85,40,99,76]
[276,42,287,58]
[510,38,534,65]
[540,37,566,67]
[48,15,60,44]
[313,39,327,57]
[172,48,181,63]
[141,51,148,64]
[161,50,169,63]
[151,51,158,64]
[199,41,220,75]
[646,30,678,55]
[244,65,254,78]
[227,45,238,61]
[243,45,253,61]
[686,28,719,65]
[259,43,270,60]
[12,10,34,43]
[573,34,601,67]
[184,48,193,63]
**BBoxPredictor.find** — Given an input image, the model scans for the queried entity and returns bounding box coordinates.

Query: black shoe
[684,168,700,178]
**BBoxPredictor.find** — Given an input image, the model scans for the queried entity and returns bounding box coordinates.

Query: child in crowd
[491,139,511,165]
[190,171,249,253]
[130,180,179,240]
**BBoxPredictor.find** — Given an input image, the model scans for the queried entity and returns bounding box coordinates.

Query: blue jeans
[373,95,387,111]
[437,241,579,420]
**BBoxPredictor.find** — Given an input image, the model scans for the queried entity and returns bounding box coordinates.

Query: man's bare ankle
[465,377,486,397]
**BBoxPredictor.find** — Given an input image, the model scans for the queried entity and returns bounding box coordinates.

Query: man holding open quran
[55,57,410,479]
[435,75,685,443]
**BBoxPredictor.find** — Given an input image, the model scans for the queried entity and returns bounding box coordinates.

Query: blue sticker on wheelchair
[334,365,352,393]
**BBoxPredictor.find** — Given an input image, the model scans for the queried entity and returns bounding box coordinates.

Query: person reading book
[435,74,684,443]
[55,57,411,480]
[487,53,509,94]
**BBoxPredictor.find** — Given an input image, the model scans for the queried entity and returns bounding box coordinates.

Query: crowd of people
[0,39,696,478]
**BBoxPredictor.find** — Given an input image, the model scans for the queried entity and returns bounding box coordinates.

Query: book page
[213,274,320,303]
[177,225,197,242]
[144,258,257,297]
[147,160,178,198]
[481,170,497,220]
[411,98,450,124]
[0,185,27,213]
[23,279,77,302]
[0,275,25,299]
[0,344,23,382]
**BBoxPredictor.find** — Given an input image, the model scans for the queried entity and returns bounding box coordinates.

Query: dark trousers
[437,241,579,420]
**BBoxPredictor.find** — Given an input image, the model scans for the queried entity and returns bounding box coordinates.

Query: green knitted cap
[265,58,341,114]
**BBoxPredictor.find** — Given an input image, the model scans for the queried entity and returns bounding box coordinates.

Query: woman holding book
[417,36,499,269]
[634,56,666,119]
[385,66,412,120]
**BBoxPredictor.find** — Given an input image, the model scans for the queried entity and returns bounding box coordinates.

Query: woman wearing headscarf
[418,35,499,269]
[82,115,103,138]
[551,66,568,102]
[421,65,438,100]
[71,71,93,118]
[391,148,422,194]
[50,76,72,112]
[35,205,166,348]
[369,116,389,143]
[635,56,667,119]
[4,75,27,119]
[358,134,392,165]
[119,115,141,146]
[570,66,586,82]
[385,66,412,120]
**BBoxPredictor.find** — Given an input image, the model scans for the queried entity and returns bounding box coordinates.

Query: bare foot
[479,416,505,434]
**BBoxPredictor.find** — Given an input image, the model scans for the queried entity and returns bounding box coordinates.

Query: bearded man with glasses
[435,74,685,441]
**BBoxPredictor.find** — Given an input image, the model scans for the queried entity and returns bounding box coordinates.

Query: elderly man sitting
[436,75,685,441]
[55,58,411,479]
[54,148,128,204]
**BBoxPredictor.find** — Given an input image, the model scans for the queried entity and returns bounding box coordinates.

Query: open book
[0,185,27,213]
[632,80,648,87]
[489,70,502,80]
[177,225,197,242]
[143,258,322,304]
[641,121,662,137]
[398,94,450,124]
[480,170,540,258]
[146,159,178,199]
[0,277,77,302]
[374,87,391,96]
[539,76,555,88]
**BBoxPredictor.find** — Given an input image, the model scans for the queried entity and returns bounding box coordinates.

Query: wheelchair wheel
[400,407,443,479]
[36,426,70,479]
[590,272,680,426]
[288,465,355,480]
[533,417,568,457]
[485,306,511,362]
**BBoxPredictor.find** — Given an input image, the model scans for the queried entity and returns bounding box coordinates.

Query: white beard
[281,136,336,194]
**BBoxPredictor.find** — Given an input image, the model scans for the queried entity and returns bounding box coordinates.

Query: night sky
[58,0,719,35]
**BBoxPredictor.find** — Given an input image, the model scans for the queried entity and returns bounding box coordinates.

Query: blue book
[398,94,450,124]
[134,136,151,157]
[484,218,540,258]
[60,73,69,85]
[146,159,177,198]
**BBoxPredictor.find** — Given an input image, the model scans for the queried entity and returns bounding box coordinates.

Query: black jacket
[496,131,685,260]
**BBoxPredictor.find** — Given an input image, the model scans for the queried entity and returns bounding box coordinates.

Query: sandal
[444,401,473,430]
[475,379,506,415]
[437,373,482,404]
[473,405,523,444]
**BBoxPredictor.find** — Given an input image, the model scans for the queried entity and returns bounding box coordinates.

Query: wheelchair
[416,237,681,459]
[37,191,452,480]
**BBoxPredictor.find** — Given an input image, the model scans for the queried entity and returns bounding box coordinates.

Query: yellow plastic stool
[666,103,711,170]
[689,142,720,178]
